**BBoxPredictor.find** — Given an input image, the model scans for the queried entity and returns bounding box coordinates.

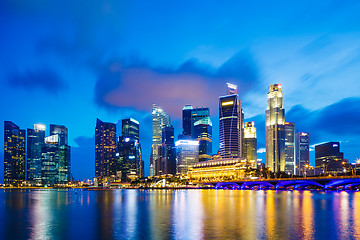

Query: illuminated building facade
[193,117,212,161]
[315,142,343,175]
[284,122,295,175]
[4,121,26,185]
[191,107,210,138]
[151,104,170,176]
[182,105,193,137]
[243,122,257,168]
[219,83,243,158]
[41,125,71,185]
[159,125,176,175]
[27,124,46,183]
[265,84,285,173]
[295,132,309,176]
[188,158,249,182]
[175,140,199,175]
[95,118,117,180]
[122,118,139,141]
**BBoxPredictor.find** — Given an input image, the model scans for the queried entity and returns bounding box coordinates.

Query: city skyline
[1,1,360,181]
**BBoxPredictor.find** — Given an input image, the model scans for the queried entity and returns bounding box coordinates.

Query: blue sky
[1,1,360,181]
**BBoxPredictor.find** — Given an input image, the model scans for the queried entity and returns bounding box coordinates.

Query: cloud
[93,50,261,117]
[7,68,68,94]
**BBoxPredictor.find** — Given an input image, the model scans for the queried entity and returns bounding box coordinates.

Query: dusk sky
[1,1,360,181]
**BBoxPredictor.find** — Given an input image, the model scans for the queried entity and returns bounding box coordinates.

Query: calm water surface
[0,189,359,240]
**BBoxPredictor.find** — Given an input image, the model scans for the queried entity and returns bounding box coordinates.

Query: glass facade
[4,121,26,185]
[265,84,285,173]
[193,117,212,161]
[95,118,117,180]
[27,124,45,183]
[176,140,199,175]
[159,125,176,175]
[122,118,140,141]
[295,132,309,176]
[315,142,343,175]
[243,122,257,168]
[284,122,295,175]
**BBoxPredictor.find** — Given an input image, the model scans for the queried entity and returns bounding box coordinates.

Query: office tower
[117,136,141,181]
[265,84,285,173]
[315,142,343,175]
[193,117,212,161]
[159,125,176,175]
[191,107,210,138]
[95,118,117,179]
[50,124,68,146]
[151,104,170,176]
[295,132,309,176]
[182,105,193,137]
[27,124,46,183]
[122,118,139,141]
[176,140,199,175]
[4,121,26,185]
[42,125,71,185]
[219,83,243,158]
[284,122,295,175]
[243,122,257,168]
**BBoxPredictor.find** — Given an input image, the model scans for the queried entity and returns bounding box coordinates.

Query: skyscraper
[284,122,295,175]
[190,107,210,138]
[176,140,199,175]
[50,124,68,146]
[122,118,140,141]
[193,117,212,161]
[182,105,193,137]
[265,84,285,173]
[95,118,117,180]
[315,142,343,175]
[295,132,309,176]
[219,83,242,158]
[27,124,46,183]
[151,104,170,176]
[243,122,257,168]
[4,121,26,185]
[159,125,176,175]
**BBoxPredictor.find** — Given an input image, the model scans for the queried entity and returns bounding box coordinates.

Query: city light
[221,101,234,106]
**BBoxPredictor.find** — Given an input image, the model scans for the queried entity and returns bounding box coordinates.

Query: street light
[304,164,309,178]
[342,161,355,176]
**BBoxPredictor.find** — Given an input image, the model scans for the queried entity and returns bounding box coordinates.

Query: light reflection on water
[0,189,359,240]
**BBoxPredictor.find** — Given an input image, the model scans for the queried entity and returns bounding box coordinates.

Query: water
[0,189,359,240]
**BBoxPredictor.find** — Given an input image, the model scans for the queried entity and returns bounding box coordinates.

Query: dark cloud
[93,50,261,117]
[7,68,68,94]
[71,136,94,181]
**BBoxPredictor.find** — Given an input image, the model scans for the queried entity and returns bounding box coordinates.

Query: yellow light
[221,101,234,106]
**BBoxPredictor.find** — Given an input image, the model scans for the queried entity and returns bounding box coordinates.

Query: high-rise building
[27,124,46,183]
[243,122,257,168]
[151,104,170,176]
[95,118,117,180]
[182,105,193,137]
[191,107,210,138]
[295,132,309,176]
[265,84,285,173]
[159,125,176,175]
[4,121,26,185]
[193,117,212,161]
[315,142,343,175]
[50,124,68,146]
[219,83,243,158]
[122,118,139,141]
[284,122,295,175]
[176,140,199,175]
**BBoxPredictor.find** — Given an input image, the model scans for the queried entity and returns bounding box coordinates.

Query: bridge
[194,176,360,190]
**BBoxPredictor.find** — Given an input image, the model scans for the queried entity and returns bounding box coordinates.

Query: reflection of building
[243,122,257,168]
[159,125,176,175]
[193,117,212,161]
[315,142,343,175]
[188,158,249,182]
[219,83,243,158]
[151,104,170,176]
[295,132,309,176]
[27,124,46,183]
[284,122,295,175]
[95,119,117,180]
[175,140,199,175]
[265,84,285,173]
[4,121,26,185]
